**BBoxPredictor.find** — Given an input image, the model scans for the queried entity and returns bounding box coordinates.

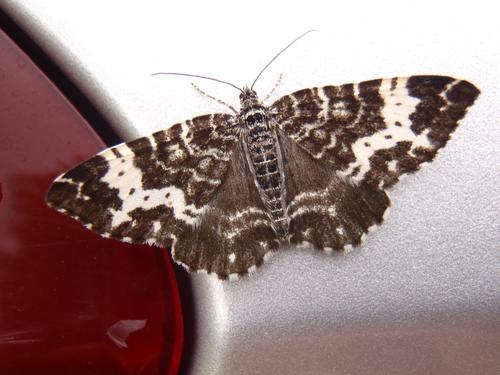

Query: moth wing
[46,113,238,248]
[277,130,390,252]
[271,76,479,189]
[173,135,280,280]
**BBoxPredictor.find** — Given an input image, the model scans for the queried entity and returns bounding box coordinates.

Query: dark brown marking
[111,205,182,246]
[111,148,123,158]
[365,141,420,188]
[183,209,197,218]
[390,77,397,91]
[46,155,123,234]
[408,76,479,146]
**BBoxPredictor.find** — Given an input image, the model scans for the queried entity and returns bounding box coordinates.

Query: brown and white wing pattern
[46,113,238,254]
[272,75,479,252]
[46,73,480,280]
[271,76,480,189]
[173,136,280,279]
[278,131,390,252]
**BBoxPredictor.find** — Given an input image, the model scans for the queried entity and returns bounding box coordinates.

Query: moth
[46,32,480,280]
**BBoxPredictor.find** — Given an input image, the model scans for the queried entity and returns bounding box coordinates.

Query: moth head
[239,86,259,109]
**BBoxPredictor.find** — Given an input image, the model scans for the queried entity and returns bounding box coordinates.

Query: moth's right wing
[46,113,238,248]
[271,76,479,189]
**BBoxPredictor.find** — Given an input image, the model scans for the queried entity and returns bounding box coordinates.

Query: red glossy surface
[0,29,183,374]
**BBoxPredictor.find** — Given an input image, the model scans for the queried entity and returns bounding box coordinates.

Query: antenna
[250,29,316,90]
[151,72,243,93]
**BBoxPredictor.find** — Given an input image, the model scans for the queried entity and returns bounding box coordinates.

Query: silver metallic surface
[3,1,499,374]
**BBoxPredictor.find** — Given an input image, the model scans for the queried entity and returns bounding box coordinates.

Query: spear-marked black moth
[46,31,480,280]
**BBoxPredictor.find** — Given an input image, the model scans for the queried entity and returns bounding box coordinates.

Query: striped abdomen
[244,114,287,237]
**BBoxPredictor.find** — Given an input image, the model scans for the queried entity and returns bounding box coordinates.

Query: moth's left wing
[46,113,238,248]
[271,76,479,189]
[173,135,280,279]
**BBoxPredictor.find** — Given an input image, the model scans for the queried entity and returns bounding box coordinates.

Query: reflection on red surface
[0,28,183,374]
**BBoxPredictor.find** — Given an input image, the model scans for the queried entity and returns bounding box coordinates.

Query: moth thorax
[243,109,267,130]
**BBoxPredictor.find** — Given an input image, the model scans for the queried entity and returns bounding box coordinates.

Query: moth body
[239,87,287,238]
